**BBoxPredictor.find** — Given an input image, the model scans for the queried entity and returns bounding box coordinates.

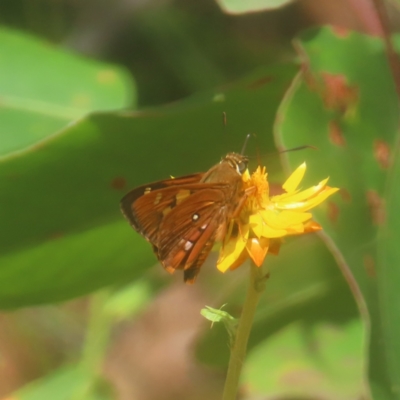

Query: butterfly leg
[231,186,257,241]
[219,186,256,250]
[231,186,256,219]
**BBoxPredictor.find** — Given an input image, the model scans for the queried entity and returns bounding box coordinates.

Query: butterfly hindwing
[157,189,228,282]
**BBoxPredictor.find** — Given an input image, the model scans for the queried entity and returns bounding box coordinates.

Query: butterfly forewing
[120,173,203,241]
[120,153,248,283]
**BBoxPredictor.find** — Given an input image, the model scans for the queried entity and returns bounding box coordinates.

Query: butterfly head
[223,152,249,175]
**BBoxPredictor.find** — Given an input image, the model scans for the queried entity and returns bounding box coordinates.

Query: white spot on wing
[192,213,199,221]
[184,241,193,251]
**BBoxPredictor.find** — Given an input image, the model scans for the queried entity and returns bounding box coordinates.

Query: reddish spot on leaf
[6,173,21,181]
[327,201,340,223]
[366,190,386,225]
[111,177,127,190]
[373,139,391,169]
[363,254,376,278]
[332,26,350,38]
[49,232,64,240]
[301,63,318,92]
[340,188,352,203]
[247,76,273,90]
[328,120,346,146]
[321,72,359,114]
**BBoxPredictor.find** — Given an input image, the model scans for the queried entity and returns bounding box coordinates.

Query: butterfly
[120,153,249,283]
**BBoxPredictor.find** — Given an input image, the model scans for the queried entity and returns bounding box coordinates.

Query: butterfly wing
[122,179,231,283]
[156,188,229,283]
[120,173,203,243]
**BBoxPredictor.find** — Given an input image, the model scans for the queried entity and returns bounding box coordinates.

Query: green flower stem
[222,262,266,400]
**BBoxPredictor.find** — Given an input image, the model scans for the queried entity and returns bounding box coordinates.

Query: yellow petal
[249,213,264,238]
[286,223,305,234]
[217,225,249,272]
[229,248,251,270]
[259,210,312,229]
[282,162,306,193]
[246,237,269,266]
[259,224,289,238]
[273,178,329,206]
[303,220,322,233]
[299,187,340,211]
[249,213,288,238]
[279,186,339,212]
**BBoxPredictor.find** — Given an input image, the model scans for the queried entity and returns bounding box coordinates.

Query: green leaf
[201,305,233,323]
[0,64,297,307]
[0,27,135,157]
[10,366,114,400]
[275,26,400,399]
[244,319,364,399]
[376,130,400,398]
[201,305,237,342]
[215,0,295,14]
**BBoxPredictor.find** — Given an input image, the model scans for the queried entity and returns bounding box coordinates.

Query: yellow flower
[217,163,339,272]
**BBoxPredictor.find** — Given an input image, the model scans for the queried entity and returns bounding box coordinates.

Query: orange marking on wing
[176,190,191,203]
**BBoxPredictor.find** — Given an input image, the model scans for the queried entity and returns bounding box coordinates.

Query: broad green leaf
[275,26,400,399]
[0,28,135,156]
[244,319,364,399]
[215,0,295,14]
[376,133,400,398]
[9,365,113,400]
[0,64,297,307]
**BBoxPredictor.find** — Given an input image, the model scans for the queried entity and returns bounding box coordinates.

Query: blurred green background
[1,0,399,399]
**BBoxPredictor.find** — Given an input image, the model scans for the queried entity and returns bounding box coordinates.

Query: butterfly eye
[237,161,247,174]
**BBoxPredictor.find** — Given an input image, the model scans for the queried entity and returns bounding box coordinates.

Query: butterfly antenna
[280,145,317,153]
[221,112,228,154]
[240,133,252,155]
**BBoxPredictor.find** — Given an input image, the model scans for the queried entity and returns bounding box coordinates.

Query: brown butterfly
[120,153,249,283]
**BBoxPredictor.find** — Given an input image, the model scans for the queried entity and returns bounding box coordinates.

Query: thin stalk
[371,0,400,97]
[222,262,266,400]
